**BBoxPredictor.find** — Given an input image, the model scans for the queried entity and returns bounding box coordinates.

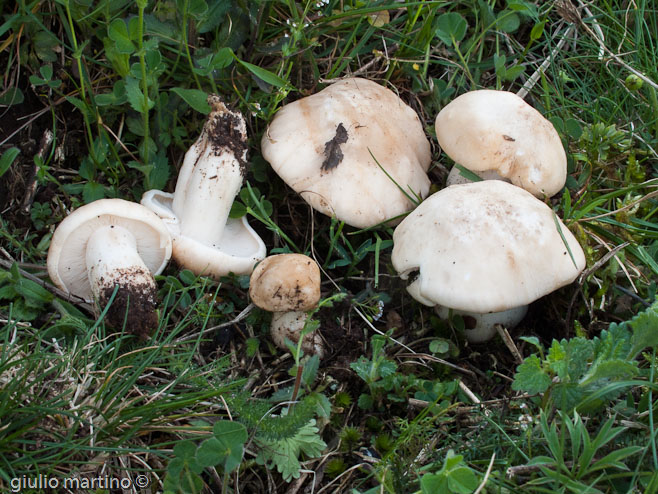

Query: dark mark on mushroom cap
[321,123,349,171]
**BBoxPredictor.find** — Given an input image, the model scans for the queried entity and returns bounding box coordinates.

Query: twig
[173,303,254,343]
[21,129,53,215]
[474,453,496,494]
[0,258,94,312]
[459,380,481,404]
[495,324,524,364]
[517,23,575,100]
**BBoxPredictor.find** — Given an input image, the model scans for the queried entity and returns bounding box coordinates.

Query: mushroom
[261,78,432,228]
[47,198,172,338]
[435,90,567,198]
[249,254,324,357]
[391,180,586,342]
[141,96,266,278]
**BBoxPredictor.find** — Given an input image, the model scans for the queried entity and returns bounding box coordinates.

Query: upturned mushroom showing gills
[47,199,172,338]
[249,254,324,358]
[261,78,432,228]
[391,180,586,343]
[141,96,266,278]
[435,90,567,198]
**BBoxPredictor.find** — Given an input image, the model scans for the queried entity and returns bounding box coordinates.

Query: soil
[98,279,158,340]
[207,100,249,177]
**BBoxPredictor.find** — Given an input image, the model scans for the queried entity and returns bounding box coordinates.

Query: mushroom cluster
[47,97,265,336]
[390,89,585,342]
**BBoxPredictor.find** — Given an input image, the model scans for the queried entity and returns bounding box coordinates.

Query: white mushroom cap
[47,198,172,337]
[141,97,266,278]
[435,90,567,198]
[141,190,266,278]
[249,254,324,357]
[261,78,432,228]
[392,181,586,315]
[47,198,172,301]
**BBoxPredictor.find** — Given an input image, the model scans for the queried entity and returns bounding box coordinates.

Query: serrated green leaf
[125,77,152,113]
[628,299,658,357]
[512,354,551,394]
[170,88,211,114]
[255,419,326,482]
[579,359,638,386]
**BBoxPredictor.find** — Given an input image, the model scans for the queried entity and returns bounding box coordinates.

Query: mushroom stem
[436,305,528,343]
[270,311,325,358]
[172,99,247,246]
[85,224,157,335]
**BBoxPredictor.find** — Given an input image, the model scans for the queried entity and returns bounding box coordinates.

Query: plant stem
[137,4,150,164]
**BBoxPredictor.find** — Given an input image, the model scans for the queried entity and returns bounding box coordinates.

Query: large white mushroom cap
[261,78,432,228]
[435,90,567,198]
[392,181,586,314]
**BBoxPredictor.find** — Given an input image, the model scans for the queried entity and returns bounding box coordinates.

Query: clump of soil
[99,281,158,340]
[206,98,249,176]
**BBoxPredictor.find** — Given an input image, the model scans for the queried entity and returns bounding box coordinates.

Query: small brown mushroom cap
[249,254,321,312]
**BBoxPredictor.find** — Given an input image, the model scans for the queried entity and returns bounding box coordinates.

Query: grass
[1,0,658,493]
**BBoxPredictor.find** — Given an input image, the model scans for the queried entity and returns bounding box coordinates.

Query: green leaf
[255,419,326,482]
[627,298,658,357]
[530,20,546,41]
[236,58,293,89]
[496,11,520,33]
[579,359,638,386]
[435,12,468,46]
[452,164,483,182]
[421,451,479,494]
[0,87,24,106]
[82,181,106,203]
[108,19,135,54]
[187,0,208,18]
[125,77,153,113]
[0,147,20,178]
[15,277,54,304]
[170,88,211,114]
[512,354,551,394]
